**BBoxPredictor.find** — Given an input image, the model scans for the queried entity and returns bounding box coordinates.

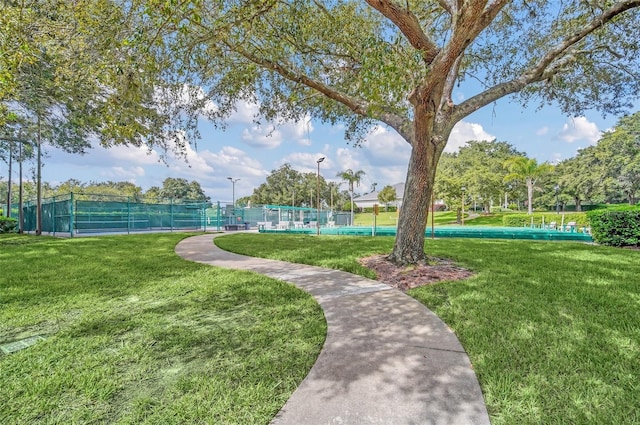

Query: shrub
[342,201,357,211]
[587,207,640,247]
[363,205,397,213]
[0,216,18,233]
[502,213,588,228]
[502,214,529,227]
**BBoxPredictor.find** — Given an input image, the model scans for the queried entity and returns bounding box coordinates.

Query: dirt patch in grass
[359,255,474,291]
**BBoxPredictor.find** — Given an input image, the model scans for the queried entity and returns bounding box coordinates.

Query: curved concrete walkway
[175,233,490,425]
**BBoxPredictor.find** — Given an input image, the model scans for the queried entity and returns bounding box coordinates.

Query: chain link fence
[3,193,348,236]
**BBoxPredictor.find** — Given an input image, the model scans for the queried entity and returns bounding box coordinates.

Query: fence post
[69,192,74,237]
[202,202,207,232]
[217,201,221,231]
[170,198,174,232]
[127,196,131,234]
[52,196,56,236]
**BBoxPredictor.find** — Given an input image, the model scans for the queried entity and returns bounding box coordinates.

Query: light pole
[227,177,240,219]
[316,157,325,235]
[555,184,560,214]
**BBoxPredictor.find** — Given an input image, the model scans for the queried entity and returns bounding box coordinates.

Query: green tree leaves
[377,185,397,209]
[504,156,554,215]
[435,140,523,212]
[250,163,338,208]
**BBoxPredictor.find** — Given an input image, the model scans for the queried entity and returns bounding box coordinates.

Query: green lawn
[354,210,460,226]
[216,233,640,425]
[0,233,325,425]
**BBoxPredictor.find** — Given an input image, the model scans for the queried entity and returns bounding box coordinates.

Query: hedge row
[587,207,640,247]
[362,206,398,213]
[0,217,17,233]
[502,213,588,228]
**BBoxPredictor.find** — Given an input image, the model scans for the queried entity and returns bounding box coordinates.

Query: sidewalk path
[175,233,490,425]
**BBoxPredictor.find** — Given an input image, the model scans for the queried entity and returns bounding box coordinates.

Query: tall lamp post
[555,184,560,214]
[316,157,325,235]
[227,177,240,221]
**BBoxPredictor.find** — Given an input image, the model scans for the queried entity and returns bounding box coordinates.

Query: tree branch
[451,0,640,123]
[416,0,508,105]
[365,0,440,63]
[436,0,456,15]
[226,42,413,142]
[440,54,462,110]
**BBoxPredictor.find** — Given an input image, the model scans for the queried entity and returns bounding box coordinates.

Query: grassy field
[0,233,325,425]
[354,210,460,226]
[216,233,640,425]
[353,210,582,228]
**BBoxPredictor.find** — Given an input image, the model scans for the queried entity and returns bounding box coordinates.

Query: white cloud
[536,126,549,136]
[557,116,601,144]
[279,152,332,175]
[104,144,163,165]
[361,126,411,167]
[228,99,260,125]
[241,126,283,149]
[201,146,265,179]
[446,121,495,153]
[333,147,363,173]
[243,118,313,149]
[100,166,146,180]
[166,143,216,177]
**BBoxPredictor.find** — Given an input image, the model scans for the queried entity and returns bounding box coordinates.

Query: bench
[257,221,273,230]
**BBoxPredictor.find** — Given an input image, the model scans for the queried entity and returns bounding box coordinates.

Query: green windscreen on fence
[14,194,344,235]
[21,193,209,235]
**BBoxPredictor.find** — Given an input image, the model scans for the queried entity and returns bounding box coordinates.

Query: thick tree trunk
[575,197,582,212]
[389,123,445,266]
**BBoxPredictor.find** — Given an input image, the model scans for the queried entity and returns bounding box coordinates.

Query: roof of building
[353,182,405,202]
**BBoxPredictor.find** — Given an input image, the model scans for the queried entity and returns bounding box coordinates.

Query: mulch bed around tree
[358,254,475,291]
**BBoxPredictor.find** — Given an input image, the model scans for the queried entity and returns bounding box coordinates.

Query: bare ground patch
[358,255,474,291]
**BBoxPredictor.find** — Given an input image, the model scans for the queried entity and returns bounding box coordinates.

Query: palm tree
[504,157,553,214]
[336,168,365,225]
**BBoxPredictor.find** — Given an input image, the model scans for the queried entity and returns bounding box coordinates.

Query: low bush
[587,206,640,247]
[0,216,17,233]
[363,205,397,213]
[502,212,588,228]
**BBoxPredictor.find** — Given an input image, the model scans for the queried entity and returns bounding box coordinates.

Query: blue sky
[28,87,632,203]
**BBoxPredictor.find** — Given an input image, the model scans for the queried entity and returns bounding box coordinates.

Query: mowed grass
[216,233,640,425]
[354,210,460,226]
[0,233,325,425]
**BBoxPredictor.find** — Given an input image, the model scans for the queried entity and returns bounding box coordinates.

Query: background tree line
[0,177,209,214]
[435,111,640,214]
[243,163,352,211]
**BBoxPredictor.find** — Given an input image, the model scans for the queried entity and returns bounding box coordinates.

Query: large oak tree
[130,0,640,264]
[8,1,637,262]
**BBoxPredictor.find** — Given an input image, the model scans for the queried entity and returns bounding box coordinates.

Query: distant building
[353,182,446,211]
[353,183,405,209]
